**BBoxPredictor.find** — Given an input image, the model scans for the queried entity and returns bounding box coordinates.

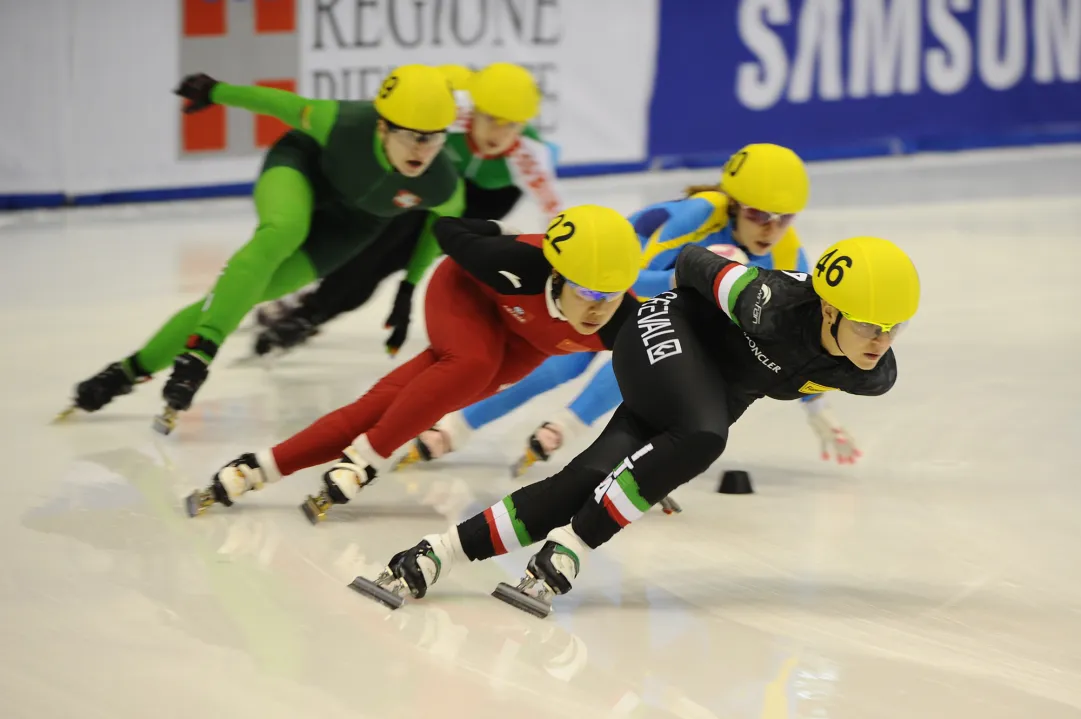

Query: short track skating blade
[492,582,552,619]
[659,496,683,515]
[152,408,178,435]
[348,576,405,610]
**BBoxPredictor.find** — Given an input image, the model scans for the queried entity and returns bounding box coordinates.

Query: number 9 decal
[379,75,399,99]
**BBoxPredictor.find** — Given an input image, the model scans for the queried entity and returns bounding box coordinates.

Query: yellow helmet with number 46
[812,236,920,328]
[373,64,457,132]
[543,205,641,294]
[720,143,809,215]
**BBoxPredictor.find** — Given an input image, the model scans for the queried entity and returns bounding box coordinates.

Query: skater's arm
[211,84,338,146]
[676,245,815,336]
[433,217,548,294]
[597,293,642,350]
[508,131,563,216]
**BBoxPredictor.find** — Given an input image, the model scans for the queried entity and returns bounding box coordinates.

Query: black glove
[383,281,415,357]
[175,73,220,114]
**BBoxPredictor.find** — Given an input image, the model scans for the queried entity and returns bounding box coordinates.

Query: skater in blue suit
[399,144,862,490]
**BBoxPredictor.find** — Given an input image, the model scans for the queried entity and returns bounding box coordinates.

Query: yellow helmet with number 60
[812,237,920,327]
[720,143,809,214]
[543,206,641,293]
[373,64,457,132]
[470,62,541,123]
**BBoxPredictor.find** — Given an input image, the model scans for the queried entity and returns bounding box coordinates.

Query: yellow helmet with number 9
[812,236,920,327]
[542,205,641,293]
[720,143,809,214]
[373,64,457,132]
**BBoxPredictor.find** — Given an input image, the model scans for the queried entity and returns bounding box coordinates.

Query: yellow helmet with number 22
[812,236,920,328]
[542,205,641,294]
[720,143,809,215]
[373,64,457,133]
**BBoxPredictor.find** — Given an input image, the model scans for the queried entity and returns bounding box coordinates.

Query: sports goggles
[740,206,796,229]
[841,311,908,340]
[566,279,624,303]
[386,123,447,147]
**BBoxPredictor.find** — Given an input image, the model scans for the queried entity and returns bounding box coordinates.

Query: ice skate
[394,413,472,471]
[394,429,442,469]
[511,411,584,479]
[57,358,149,422]
[493,529,584,619]
[155,345,213,435]
[253,314,320,357]
[349,537,448,610]
[300,455,376,524]
[185,452,276,517]
[658,495,682,515]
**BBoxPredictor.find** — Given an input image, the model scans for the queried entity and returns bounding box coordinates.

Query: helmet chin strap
[829,311,847,357]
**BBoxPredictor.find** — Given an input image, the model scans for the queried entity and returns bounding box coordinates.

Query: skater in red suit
[186,205,645,522]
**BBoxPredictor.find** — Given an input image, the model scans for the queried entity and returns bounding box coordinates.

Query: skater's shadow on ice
[567,575,983,617]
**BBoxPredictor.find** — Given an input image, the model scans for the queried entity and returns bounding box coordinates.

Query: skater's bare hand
[175,73,220,114]
[805,399,862,465]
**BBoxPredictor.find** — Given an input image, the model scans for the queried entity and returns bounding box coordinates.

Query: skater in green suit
[63,64,464,434]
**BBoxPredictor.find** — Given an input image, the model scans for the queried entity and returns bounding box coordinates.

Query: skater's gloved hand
[175,73,220,114]
[384,281,414,357]
[492,220,525,236]
[804,397,862,465]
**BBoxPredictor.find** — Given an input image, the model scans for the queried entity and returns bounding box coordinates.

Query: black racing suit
[456,244,897,559]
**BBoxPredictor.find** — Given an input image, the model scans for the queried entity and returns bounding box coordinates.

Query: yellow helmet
[720,143,809,214]
[543,206,642,293]
[812,237,921,327]
[437,64,474,91]
[373,65,456,132]
[469,62,541,123]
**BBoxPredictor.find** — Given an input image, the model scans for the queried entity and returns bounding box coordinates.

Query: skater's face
[733,204,795,256]
[470,112,525,156]
[558,275,625,335]
[379,121,447,177]
[821,303,900,370]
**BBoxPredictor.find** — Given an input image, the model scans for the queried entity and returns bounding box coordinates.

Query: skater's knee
[247,213,311,262]
[675,429,728,474]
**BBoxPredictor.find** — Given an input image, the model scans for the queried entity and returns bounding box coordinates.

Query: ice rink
[2,145,1080,718]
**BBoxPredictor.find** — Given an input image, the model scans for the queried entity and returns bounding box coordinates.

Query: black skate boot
[349,538,446,610]
[253,310,321,356]
[154,336,217,435]
[493,539,582,619]
[186,452,271,517]
[300,456,376,525]
[58,355,150,421]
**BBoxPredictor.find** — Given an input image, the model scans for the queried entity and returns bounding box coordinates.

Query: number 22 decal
[546,213,576,254]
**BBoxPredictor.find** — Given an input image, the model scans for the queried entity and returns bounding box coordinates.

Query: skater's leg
[567,358,621,427]
[300,211,426,324]
[462,352,596,430]
[456,406,651,560]
[192,166,316,345]
[268,261,508,476]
